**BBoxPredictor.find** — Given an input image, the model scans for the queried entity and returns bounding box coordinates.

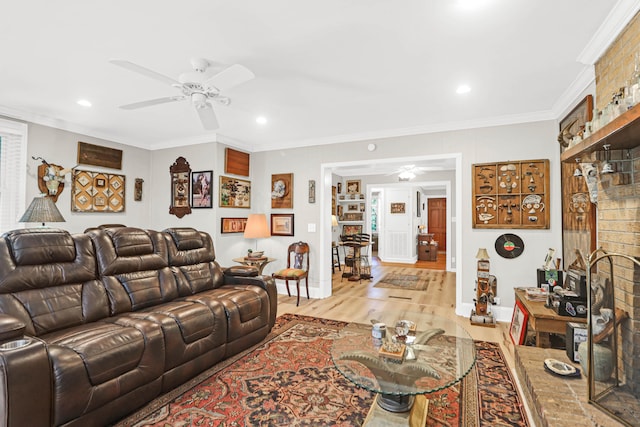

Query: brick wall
[593,13,640,397]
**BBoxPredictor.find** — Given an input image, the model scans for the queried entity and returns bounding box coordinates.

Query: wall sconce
[19,194,65,227]
[573,158,583,177]
[601,144,614,174]
[244,213,270,253]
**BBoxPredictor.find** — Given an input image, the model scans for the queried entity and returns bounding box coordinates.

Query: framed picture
[343,224,362,236]
[219,175,251,208]
[71,169,125,213]
[169,156,191,218]
[346,179,361,194]
[558,94,593,153]
[308,180,316,203]
[191,170,213,208]
[271,173,293,209]
[417,191,421,217]
[77,141,123,170]
[332,185,337,214]
[271,213,294,236]
[510,300,529,345]
[224,147,250,176]
[221,217,247,234]
[390,202,406,214]
[337,182,342,194]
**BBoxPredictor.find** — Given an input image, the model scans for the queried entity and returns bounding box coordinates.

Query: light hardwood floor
[276,253,517,367]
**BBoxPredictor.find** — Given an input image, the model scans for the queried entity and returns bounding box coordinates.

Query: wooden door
[428,198,446,252]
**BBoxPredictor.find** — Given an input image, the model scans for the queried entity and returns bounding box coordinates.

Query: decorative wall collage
[472,159,550,229]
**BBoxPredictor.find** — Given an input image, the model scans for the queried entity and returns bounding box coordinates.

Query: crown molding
[250,111,555,152]
[551,66,596,119]
[578,0,640,65]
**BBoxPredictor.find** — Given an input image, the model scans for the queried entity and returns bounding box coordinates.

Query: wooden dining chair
[272,241,310,306]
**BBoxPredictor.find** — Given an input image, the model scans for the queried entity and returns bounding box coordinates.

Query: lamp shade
[244,214,270,239]
[331,214,339,227]
[475,248,490,260]
[19,195,65,226]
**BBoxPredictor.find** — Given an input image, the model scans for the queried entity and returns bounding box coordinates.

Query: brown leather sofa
[0,226,277,427]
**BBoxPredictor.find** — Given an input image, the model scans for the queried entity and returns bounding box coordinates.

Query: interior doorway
[428,197,447,252]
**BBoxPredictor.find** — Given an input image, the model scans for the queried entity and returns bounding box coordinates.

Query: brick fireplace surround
[516,11,640,427]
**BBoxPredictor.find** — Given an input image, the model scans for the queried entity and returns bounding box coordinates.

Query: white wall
[21,118,561,322]
[24,123,152,233]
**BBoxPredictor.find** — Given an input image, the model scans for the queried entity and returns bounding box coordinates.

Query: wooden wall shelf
[561,102,640,162]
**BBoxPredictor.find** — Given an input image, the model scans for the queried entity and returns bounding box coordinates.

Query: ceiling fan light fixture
[191,93,208,109]
[398,171,416,181]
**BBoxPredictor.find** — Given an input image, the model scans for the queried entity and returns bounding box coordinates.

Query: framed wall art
[77,141,122,170]
[191,170,213,208]
[558,94,593,153]
[219,176,251,208]
[271,213,294,236]
[342,224,362,236]
[224,148,250,176]
[509,300,529,345]
[71,170,125,213]
[472,159,550,229]
[169,157,191,218]
[221,217,247,234]
[134,178,143,201]
[271,173,293,209]
[308,180,316,203]
[390,202,406,214]
[345,179,360,194]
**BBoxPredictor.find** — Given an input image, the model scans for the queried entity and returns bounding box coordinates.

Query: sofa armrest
[0,335,51,426]
[0,315,26,342]
[223,274,278,329]
[224,265,258,277]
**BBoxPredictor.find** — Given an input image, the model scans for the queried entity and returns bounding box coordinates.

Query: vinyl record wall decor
[495,234,525,258]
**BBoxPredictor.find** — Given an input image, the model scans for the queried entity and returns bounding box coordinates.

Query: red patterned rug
[114,314,529,426]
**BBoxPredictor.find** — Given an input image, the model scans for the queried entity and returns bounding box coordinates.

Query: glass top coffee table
[331,311,476,415]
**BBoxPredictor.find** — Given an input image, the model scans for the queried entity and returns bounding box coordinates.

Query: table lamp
[19,194,65,227]
[244,213,270,254]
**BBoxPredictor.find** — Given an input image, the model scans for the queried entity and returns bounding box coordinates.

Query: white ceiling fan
[387,165,443,181]
[110,57,255,130]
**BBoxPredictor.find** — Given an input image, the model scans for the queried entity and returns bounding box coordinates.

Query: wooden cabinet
[417,234,437,261]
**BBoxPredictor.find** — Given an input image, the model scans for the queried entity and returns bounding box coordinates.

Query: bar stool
[331,242,341,274]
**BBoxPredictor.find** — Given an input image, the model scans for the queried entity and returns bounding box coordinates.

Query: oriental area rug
[114,314,529,427]
[374,268,451,291]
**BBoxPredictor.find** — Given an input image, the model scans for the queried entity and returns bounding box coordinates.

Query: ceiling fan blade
[196,103,219,130]
[110,59,181,86]
[204,64,255,92]
[119,96,186,110]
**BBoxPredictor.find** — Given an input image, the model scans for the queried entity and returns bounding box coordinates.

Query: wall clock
[495,233,524,258]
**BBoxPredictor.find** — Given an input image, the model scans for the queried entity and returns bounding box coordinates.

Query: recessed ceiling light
[456,85,471,94]
[77,99,92,107]
[256,116,267,125]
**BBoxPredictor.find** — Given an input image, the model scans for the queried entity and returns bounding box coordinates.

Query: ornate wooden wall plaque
[169,157,192,218]
[472,159,550,229]
[77,142,123,169]
[224,148,250,176]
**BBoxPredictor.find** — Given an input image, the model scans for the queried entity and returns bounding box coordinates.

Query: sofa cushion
[44,317,165,426]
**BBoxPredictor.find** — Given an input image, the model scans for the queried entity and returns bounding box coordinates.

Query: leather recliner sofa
[0,226,277,427]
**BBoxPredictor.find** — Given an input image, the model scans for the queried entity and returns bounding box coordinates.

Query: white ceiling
[0,1,634,154]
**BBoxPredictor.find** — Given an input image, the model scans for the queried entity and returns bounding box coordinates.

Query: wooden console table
[514,289,587,348]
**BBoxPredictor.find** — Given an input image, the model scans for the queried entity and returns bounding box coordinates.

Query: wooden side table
[232,257,276,275]
[514,288,586,348]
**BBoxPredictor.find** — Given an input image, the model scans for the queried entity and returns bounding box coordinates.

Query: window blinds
[0,119,27,233]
